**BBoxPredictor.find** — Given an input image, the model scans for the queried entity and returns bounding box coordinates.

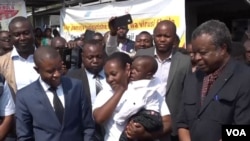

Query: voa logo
[226,129,246,136]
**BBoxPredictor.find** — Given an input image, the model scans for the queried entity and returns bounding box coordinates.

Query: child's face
[130,59,150,81]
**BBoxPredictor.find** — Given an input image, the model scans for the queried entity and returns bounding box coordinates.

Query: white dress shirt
[85,69,110,106]
[39,78,65,109]
[93,79,170,141]
[11,47,39,90]
[153,50,172,95]
[114,78,162,125]
[0,81,15,116]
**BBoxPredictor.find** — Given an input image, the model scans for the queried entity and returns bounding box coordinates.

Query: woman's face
[104,59,130,90]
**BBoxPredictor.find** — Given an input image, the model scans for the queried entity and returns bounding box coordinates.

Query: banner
[61,0,186,47]
[0,0,27,31]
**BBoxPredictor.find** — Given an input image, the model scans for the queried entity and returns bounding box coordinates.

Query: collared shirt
[93,79,170,141]
[11,47,39,90]
[0,81,15,116]
[200,61,228,105]
[85,69,109,106]
[39,77,65,108]
[114,78,166,125]
[153,49,172,94]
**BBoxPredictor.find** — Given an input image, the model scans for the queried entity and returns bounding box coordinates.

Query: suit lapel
[35,80,61,127]
[166,52,179,94]
[83,69,91,103]
[7,53,17,93]
[61,77,71,128]
[198,59,235,115]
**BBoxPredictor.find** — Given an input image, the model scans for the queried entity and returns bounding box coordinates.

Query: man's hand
[108,17,118,36]
[65,40,78,49]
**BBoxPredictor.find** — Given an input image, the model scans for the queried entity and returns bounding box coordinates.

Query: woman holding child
[93,52,171,141]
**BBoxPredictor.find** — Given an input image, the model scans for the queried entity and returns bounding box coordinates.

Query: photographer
[50,37,71,75]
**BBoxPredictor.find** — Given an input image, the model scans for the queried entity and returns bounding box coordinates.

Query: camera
[58,48,72,69]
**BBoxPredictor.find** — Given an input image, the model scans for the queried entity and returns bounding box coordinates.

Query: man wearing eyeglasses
[0,31,13,56]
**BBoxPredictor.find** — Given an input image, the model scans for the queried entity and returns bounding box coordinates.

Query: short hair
[8,16,33,31]
[74,37,81,41]
[34,47,60,67]
[134,55,158,75]
[139,31,151,36]
[35,27,42,32]
[153,20,176,35]
[82,39,104,52]
[192,20,232,53]
[50,37,66,48]
[137,31,153,41]
[44,28,52,33]
[105,52,132,69]
[93,32,103,38]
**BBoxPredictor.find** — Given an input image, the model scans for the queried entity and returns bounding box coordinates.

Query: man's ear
[220,43,228,56]
[34,66,39,74]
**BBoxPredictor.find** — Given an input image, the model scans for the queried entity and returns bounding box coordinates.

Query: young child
[115,55,164,141]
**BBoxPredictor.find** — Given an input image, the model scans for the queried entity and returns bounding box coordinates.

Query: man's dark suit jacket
[66,69,91,104]
[177,59,250,141]
[67,69,105,141]
[136,47,191,136]
[15,76,95,141]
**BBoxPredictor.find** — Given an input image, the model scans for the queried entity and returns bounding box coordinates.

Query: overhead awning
[25,0,63,8]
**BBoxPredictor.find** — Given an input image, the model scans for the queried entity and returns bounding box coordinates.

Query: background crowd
[0,15,250,141]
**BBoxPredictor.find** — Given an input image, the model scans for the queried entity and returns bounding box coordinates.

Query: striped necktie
[94,74,103,95]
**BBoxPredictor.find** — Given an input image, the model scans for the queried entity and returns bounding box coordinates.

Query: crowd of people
[0,15,250,141]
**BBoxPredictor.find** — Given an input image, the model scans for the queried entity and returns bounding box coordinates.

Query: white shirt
[39,78,65,108]
[153,50,172,95]
[85,69,110,106]
[93,79,170,141]
[11,47,39,90]
[114,78,162,125]
[0,81,15,116]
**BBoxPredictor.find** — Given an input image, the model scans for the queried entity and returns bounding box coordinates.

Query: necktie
[94,75,103,95]
[49,87,64,124]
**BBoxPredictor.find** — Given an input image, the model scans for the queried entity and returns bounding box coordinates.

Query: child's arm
[144,90,161,112]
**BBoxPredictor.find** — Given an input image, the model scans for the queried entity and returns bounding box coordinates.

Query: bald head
[51,37,66,49]
[154,20,176,34]
[34,47,60,67]
[135,55,158,75]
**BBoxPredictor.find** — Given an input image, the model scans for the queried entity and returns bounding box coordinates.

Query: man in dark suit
[67,39,107,141]
[127,20,191,141]
[177,20,250,141]
[67,39,107,106]
[15,47,95,141]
